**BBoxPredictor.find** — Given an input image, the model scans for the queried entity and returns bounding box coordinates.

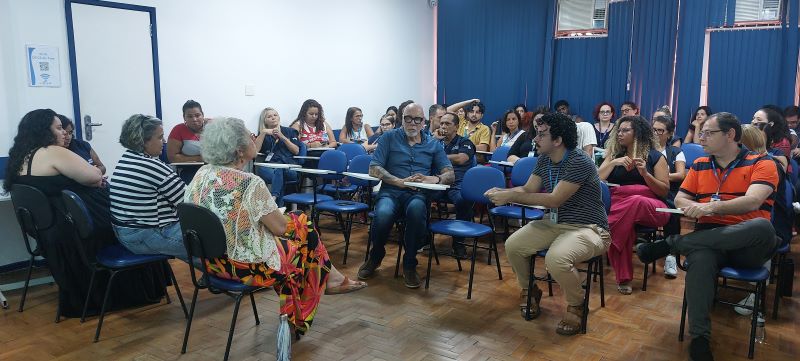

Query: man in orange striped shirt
[636,112,779,361]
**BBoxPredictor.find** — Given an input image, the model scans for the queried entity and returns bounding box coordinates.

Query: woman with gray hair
[184,117,365,337]
[109,114,188,260]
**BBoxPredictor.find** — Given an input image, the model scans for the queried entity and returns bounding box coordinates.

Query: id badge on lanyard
[264,152,274,162]
[710,158,740,203]
[528,140,536,157]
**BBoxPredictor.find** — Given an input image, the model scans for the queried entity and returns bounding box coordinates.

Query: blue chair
[315,149,359,197]
[680,143,705,169]
[177,203,266,361]
[427,166,506,299]
[10,184,60,320]
[315,153,371,264]
[770,178,794,319]
[525,182,609,329]
[790,158,799,184]
[679,265,769,359]
[282,150,342,214]
[347,154,377,205]
[489,146,512,172]
[338,143,367,164]
[61,190,187,342]
[489,156,544,240]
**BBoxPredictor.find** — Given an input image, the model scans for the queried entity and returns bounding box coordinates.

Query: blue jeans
[369,188,428,268]
[257,167,298,207]
[435,186,474,249]
[113,223,188,261]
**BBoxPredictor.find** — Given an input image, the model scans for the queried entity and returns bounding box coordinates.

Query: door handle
[83,115,103,141]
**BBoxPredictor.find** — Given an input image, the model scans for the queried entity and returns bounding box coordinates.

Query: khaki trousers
[505,220,610,306]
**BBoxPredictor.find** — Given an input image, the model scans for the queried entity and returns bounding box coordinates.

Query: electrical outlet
[245,85,255,96]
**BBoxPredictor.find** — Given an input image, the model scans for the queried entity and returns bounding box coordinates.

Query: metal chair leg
[466,238,479,299]
[342,213,354,265]
[223,294,244,361]
[425,232,435,290]
[94,270,118,342]
[747,282,762,359]
[525,255,536,320]
[249,292,260,325]
[17,255,35,312]
[678,289,687,342]
[599,258,606,308]
[166,262,188,318]
[181,288,200,354]
[81,269,98,323]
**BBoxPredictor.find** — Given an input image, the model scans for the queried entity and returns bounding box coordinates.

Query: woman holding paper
[598,115,670,295]
[185,117,365,337]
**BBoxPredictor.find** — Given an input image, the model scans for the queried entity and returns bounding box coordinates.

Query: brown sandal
[555,304,584,336]
[519,286,543,319]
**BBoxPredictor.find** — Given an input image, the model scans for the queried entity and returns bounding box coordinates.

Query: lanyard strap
[548,150,570,192]
[710,158,741,195]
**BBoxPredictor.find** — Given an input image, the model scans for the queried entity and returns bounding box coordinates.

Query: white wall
[0,0,436,157]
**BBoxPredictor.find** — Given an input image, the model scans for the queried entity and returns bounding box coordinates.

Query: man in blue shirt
[358,103,455,288]
[432,112,476,259]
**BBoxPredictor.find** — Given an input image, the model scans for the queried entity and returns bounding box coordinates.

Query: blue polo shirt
[259,126,302,165]
[441,135,475,185]
[371,128,451,190]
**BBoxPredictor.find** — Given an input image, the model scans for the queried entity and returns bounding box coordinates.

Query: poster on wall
[26,45,61,87]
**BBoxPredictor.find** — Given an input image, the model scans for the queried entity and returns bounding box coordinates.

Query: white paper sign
[26,45,61,87]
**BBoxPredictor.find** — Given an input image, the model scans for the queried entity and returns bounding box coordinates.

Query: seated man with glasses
[485,112,609,336]
[637,112,779,361]
[359,103,455,288]
[432,112,477,259]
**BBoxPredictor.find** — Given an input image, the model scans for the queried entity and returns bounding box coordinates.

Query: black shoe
[357,259,378,280]
[635,240,671,264]
[403,268,421,289]
[689,337,714,361]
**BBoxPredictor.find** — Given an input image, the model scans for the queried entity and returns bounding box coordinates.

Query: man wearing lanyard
[485,112,609,336]
[359,103,455,288]
[432,112,477,259]
[636,112,779,361]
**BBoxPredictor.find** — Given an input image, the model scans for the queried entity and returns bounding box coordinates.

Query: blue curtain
[437,0,551,123]
[672,0,713,137]
[778,0,800,105]
[551,38,608,122]
[604,0,634,111]
[708,28,784,121]
[628,0,680,118]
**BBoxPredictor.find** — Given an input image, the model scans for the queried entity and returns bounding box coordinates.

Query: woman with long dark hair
[4,109,168,318]
[506,106,547,163]
[291,99,337,148]
[339,106,376,152]
[489,110,525,151]
[57,114,106,174]
[593,102,615,149]
[682,106,712,144]
[599,115,670,295]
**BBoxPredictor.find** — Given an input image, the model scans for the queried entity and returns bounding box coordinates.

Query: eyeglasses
[599,110,612,115]
[698,129,724,138]
[403,116,424,125]
[652,128,667,135]
[621,108,633,113]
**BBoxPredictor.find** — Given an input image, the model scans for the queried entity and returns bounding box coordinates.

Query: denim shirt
[371,128,452,190]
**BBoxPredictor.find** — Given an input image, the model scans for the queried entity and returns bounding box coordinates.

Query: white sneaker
[664,255,678,279]
[793,202,800,213]
[734,293,755,316]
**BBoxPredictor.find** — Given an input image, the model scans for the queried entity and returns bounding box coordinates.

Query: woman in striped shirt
[110,114,188,261]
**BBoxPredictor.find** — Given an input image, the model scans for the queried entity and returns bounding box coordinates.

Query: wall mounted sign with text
[26,45,61,87]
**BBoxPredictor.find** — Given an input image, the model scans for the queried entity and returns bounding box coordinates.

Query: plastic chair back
[510,156,538,187]
[680,143,705,169]
[61,190,98,267]
[790,159,799,184]
[338,143,367,163]
[347,154,373,187]
[318,150,347,181]
[461,166,505,204]
[11,184,55,234]
[490,146,511,171]
[600,182,611,214]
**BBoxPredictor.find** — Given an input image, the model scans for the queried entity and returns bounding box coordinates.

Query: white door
[69,2,159,177]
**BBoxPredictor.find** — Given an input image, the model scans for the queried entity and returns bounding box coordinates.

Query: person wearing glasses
[57,114,107,174]
[651,115,687,279]
[339,106,376,152]
[592,102,615,149]
[598,115,670,295]
[485,112,609,336]
[368,114,395,145]
[620,101,639,117]
[637,113,778,361]
[358,103,455,288]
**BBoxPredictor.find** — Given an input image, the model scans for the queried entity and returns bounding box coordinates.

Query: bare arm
[582,144,594,158]
[679,184,774,219]
[89,149,106,175]
[369,164,407,188]
[259,209,287,236]
[167,138,202,163]
[324,122,338,147]
[437,167,455,185]
[447,153,469,165]
[338,127,351,144]
[638,156,670,198]
[47,147,103,186]
[446,98,479,113]
[669,160,686,183]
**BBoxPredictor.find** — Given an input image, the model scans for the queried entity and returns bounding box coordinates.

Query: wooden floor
[1,217,799,361]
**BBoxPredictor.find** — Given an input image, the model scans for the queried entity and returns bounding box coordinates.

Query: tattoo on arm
[370,165,400,185]
[438,167,455,185]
